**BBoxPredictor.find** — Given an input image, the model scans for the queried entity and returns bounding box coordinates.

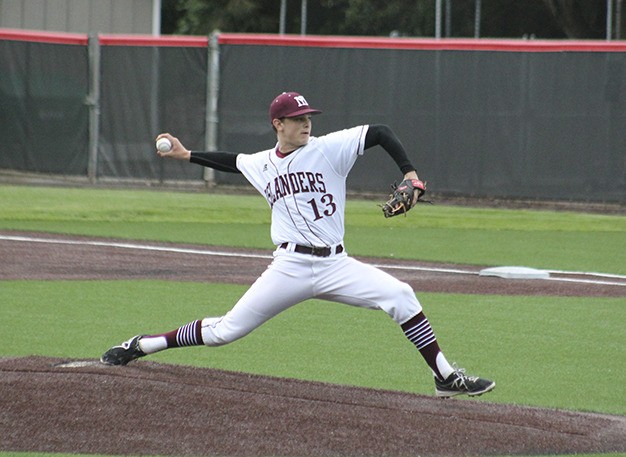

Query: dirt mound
[1,356,625,457]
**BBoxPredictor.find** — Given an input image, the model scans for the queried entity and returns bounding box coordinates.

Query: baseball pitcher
[101,92,495,398]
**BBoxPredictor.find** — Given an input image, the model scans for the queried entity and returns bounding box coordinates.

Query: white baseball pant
[200,248,422,346]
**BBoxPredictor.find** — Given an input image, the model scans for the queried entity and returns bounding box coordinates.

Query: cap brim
[283,108,322,118]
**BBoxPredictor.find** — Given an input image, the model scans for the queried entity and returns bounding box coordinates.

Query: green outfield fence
[1,28,625,203]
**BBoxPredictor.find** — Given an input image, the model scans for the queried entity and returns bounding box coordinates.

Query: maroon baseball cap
[269,92,322,123]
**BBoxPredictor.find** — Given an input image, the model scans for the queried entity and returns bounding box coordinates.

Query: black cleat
[100,335,146,366]
[435,368,495,398]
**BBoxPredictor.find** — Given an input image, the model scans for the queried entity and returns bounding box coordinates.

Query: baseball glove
[381,178,430,218]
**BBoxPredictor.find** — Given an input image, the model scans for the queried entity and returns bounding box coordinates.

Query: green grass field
[1,184,625,457]
[1,184,625,272]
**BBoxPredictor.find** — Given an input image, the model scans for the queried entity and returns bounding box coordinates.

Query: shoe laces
[452,367,479,386]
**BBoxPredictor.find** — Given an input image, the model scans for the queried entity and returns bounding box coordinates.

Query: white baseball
[156,137,172,152]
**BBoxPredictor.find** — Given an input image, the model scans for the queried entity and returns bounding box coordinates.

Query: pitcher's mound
[1,356,624,456]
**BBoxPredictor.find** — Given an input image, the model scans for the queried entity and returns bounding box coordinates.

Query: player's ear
[272,118,283,131]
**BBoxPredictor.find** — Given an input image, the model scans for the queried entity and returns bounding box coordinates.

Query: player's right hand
[155,133,191,161]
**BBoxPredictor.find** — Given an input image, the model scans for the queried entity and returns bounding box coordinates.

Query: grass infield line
[2,233,625,287]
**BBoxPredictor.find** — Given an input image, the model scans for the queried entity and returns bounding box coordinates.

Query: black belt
[279,242,344,257]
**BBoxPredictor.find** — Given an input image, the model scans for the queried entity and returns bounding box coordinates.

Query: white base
[479,266,550,280]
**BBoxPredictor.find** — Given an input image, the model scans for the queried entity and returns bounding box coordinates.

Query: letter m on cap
[294,95,308,107]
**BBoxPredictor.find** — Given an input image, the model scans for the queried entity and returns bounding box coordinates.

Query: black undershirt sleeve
[364,124,416,175]
[189,151,241,173]
[190,125,414,175]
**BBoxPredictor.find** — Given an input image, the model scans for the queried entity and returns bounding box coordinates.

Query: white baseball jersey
[236,125,369,247]
[198,123,423,347]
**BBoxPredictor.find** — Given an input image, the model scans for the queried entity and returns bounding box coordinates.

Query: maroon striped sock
[160,319,203,348]
[401,312,444,380]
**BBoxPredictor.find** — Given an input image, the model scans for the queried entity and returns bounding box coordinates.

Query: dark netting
[0,40,89,175]
[1,34,623,202]
[216,45,625,203]
[98,45,207,180]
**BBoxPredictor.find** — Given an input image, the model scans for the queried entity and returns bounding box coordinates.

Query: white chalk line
[1,234,625,288]
[0,234,272,259]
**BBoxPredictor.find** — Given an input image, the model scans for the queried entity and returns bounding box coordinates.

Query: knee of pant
[204,337,229,347]
[394,282,422,323]
[201,317,246,347]
[200,317,230,346]
[396,281,418,302]
[202,330,236,347]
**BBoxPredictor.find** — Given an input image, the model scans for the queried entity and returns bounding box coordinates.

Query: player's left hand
[381,176,431,218]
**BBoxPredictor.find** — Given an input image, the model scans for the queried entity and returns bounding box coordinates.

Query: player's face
[277,115,312,151]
